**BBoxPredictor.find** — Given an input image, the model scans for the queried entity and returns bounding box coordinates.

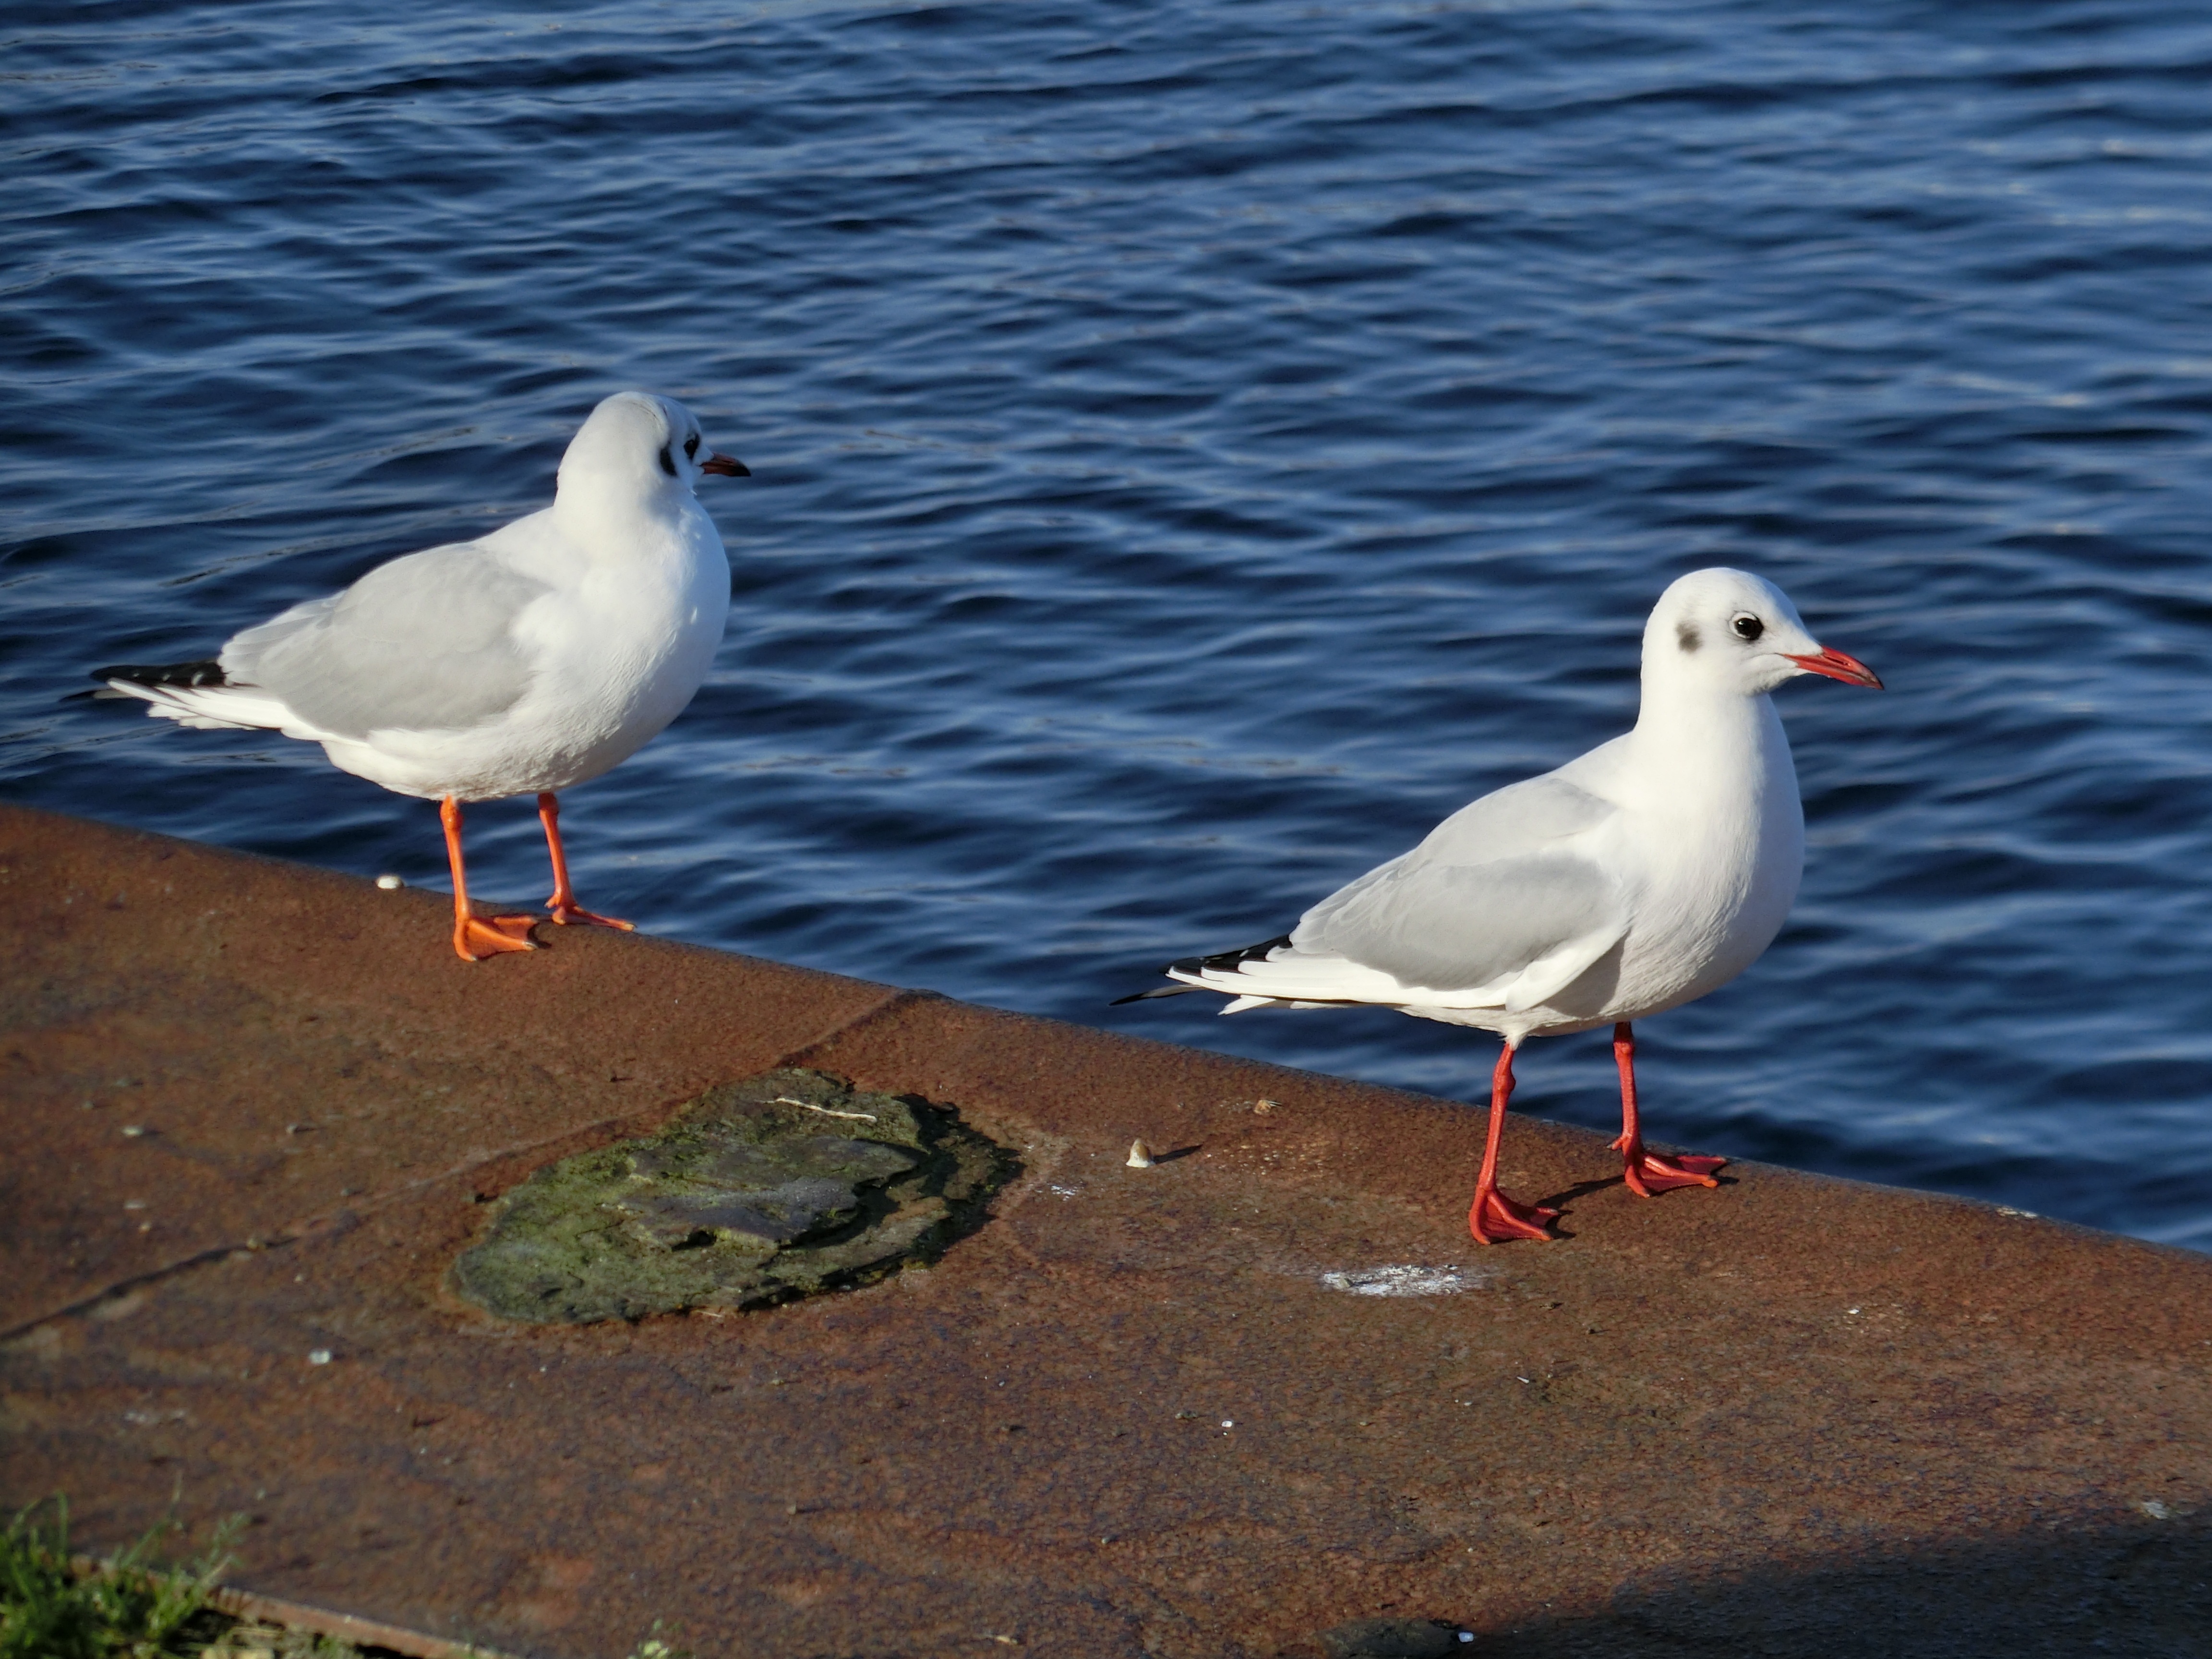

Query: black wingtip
[1112,934,1293,1008]
[1109,984,1197,1007]
[87,659,228,690]
[1183,934,1293,974]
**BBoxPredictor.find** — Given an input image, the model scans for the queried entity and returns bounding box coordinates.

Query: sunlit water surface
[8,0,2212,1245]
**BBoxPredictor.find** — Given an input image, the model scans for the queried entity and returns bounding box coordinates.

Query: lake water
[7,0,2212,1247]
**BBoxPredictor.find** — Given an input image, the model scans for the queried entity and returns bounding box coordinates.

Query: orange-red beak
[701,453,750,477]
[1782,646,1882,689]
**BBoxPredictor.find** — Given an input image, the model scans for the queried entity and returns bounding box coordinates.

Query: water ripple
[6,0,2212,1246]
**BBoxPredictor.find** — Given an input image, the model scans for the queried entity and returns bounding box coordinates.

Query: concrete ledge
[3,804,2209,1657]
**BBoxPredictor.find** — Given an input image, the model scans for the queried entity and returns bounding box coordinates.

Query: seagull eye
[684,434,699,459]
[1731,614,1764,642]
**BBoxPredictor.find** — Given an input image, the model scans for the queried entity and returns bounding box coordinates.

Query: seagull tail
[82,660,288,732]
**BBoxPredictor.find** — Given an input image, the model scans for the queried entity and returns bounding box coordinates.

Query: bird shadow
[1536,1176,1620,1214]
[1153,1143,1204,1164]
[1535,1167,1740,1226]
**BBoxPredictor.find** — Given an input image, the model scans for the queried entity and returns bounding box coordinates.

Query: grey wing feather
[1289,773,1623,992]
[1402,770,1615,865]
[1291,852,1621,992]
[220,544,551,739]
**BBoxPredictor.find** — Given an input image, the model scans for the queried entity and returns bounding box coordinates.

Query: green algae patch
[452,1069,1017,1325]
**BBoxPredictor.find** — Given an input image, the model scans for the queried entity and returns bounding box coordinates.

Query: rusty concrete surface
[3,803,2211,1659]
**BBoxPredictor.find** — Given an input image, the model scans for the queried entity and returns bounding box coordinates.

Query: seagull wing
[1169,771,1631,1012]
[1288,848,1625,1010]
[219,542,552,739]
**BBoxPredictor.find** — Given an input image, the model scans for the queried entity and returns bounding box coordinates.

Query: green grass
[1,1497,688,1659]
[197,1622,366,1659]
[0,1499,365,1657]
[0,1497,249,1659]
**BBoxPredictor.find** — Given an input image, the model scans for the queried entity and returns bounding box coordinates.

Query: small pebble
[307,1349,333,1366]
[1126,1139,1154,1168]
[376,874,405,890]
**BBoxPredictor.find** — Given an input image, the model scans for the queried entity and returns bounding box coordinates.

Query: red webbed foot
[545,901,635,931]
[1613,1134,1726,1197]
[1469,1186,1561,1244]
[454,913,539,962]
[535,795,634,933]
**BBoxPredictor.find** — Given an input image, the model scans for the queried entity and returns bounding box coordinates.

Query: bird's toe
[454,914,540,961]
[546,902,635,931]
[1623,1151,1726,1197]
[1469,1188,1561,1245]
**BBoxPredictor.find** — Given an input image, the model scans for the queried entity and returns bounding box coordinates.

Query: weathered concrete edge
[3,797,2195,1315]
[68,1554,518,1659]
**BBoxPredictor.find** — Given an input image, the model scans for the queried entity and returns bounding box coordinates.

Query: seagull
[84,391,750,962]
[1116,568,1880,1243]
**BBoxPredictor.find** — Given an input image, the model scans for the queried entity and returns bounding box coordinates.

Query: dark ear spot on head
[1677,621,1700,654]
[658,442,677,478]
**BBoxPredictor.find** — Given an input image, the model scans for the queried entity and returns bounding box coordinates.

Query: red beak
[1781,646,1882,689]
[701,453,750,477]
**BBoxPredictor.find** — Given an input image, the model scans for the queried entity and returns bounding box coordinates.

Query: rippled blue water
[7,0,2212,1246]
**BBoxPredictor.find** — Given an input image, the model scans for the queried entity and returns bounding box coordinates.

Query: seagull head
[1646,567,1881,697]
[557,391,750,501]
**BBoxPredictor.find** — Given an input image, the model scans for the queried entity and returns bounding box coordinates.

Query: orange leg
[538,793,634,931]
[440,796,538,962]
[1611,1022,1726,1196]
[1468,1040,1560,1244]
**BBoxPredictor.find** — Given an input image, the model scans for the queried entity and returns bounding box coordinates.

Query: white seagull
[86,391,749,962]
[1118,568,1880,1243]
